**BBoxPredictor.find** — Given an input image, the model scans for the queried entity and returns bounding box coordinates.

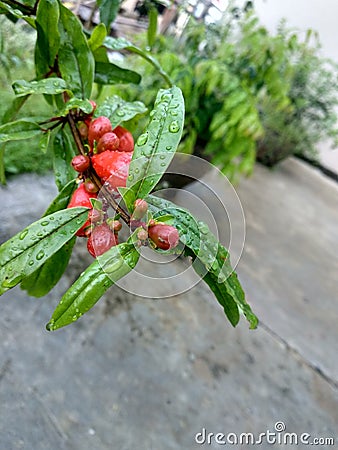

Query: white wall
[252,0,338,172]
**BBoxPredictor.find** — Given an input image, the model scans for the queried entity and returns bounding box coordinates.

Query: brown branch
[4,0,33,14]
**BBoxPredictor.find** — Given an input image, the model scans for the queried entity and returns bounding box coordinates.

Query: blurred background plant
[1,1,338,181]
[102,4,338,180]
[0,15,53,178]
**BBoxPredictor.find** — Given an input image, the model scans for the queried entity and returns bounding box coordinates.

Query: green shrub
[113,8,338,177]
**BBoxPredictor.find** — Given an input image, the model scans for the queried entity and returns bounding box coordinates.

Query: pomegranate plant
[0,0,257,331]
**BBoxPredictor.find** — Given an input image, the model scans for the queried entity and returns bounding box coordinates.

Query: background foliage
[112,7,338,178]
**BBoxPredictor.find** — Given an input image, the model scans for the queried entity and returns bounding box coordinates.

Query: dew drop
[159,155,166,160]
[161,93,172,102]
[165,146,172,151]
[36,250,45,260]
[128,174,134,182]
[170,111,178,117]
[134,168,140,174]
[137,132,148,146]
[19,230,28,240]
[169,121,180,133]
[41,220,49,226]
[28,260,34,266]
[160,163,166,167]
[72,315,77,321]
[116,110,125,117]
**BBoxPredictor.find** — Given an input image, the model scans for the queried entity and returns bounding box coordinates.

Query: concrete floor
[0,158,337,449]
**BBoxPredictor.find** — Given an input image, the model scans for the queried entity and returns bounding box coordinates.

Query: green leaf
[94,61,141,85]
[39,130,51,153]
[98,0,120,29]
[0,119,42,143]
[20,237,76,298]
[0,207,89,296]
[57,97,93,117]
[0,1,35,27]
[95,95,147,128]
[147,195,258,329]
[123,86,184,211]
[0,145,5,184]
[34,0,60,78]
[88,23,107,53]
[12,78,68,97]
[43,179,77,216]
[19,179,79,296]
[52,128,77,191]
[104,36,172,86]
[46,242,140,331]
[1,95,30,124]
[58,3,95,99]
[147,7,158,49]
[194,259,240,327]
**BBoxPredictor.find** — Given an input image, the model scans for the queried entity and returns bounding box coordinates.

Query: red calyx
[67,183,97,236]
[87,223,118,257]
[148,224,180,250]
[91,151,132,189]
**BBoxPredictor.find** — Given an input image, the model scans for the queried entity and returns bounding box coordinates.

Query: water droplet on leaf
[19,230,28,240]
[36,250,45,260]
[137,132,149,146]
[169,121,180,133]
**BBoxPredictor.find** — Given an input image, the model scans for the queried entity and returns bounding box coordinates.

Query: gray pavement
[0,159,337,450]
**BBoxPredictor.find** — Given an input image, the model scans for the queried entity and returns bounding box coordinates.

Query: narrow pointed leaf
[47,243,140,331]
[20,179,78,297]
[12,78,68,97]
[0,119,42,143]
[0,207,89,296]
[94,61,141,85]
[95,95,147,128]
[147,7,158,48]
[43,179,77,216]
[52,128,77,190]
[88,23,107,52]
[57,98,93,117]
[147,195,258,328]
[35,0,60,78]
[98,0,120,29]
[123,86,184,211]
[0,1,35,27]
[104,36,172,86]
[20,237,76,297]
[58,3,95,99]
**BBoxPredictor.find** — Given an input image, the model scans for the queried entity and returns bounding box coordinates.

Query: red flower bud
[106,218,122,233]
[148,224,179,250]
[132,199,148,220]
[71,155,90,173]
[88,116,112,147]
[97,132,120,153]
[87,223,118,257]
